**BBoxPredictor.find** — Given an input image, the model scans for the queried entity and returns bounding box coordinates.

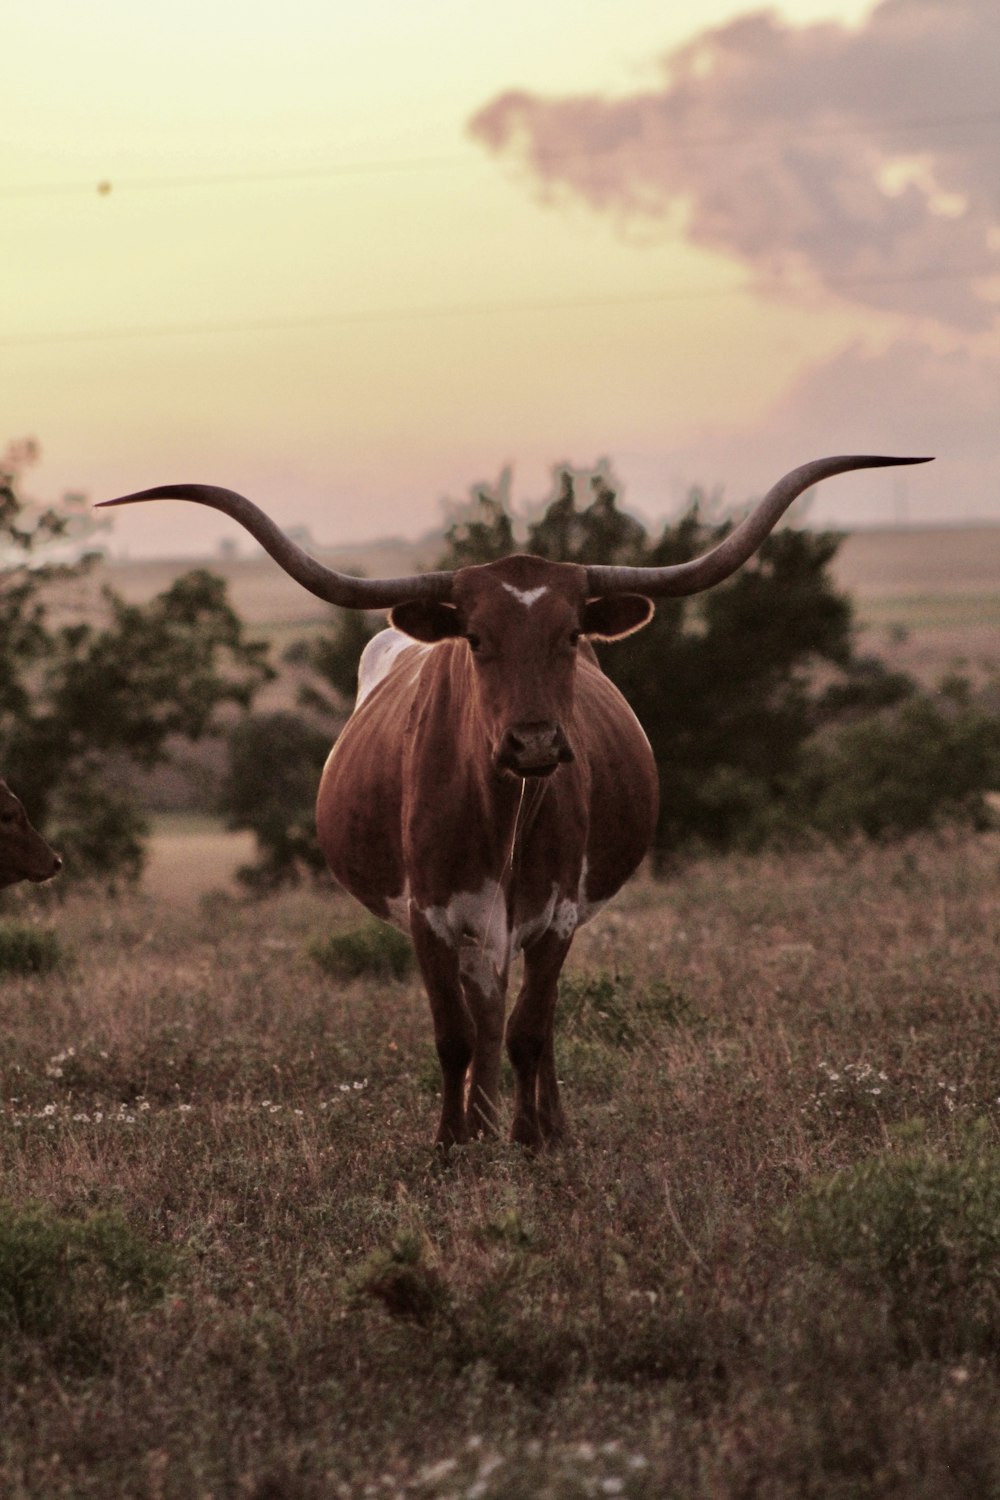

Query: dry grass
[3,831,1000,1496]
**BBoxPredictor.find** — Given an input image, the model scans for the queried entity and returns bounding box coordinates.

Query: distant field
[144,816,256,903]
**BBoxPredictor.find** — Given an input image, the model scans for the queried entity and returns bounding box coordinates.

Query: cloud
[469,0,1000,331]
[663,339,1000,526]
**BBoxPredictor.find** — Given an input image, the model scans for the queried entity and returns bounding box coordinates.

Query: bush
[786,1128,1000,1358]
[219,711,332,888]
[804,690,1000,841]
[309,922,414,981]
[0,1202,172,1369]
[0,923,61,975]
[560,969,699,1047]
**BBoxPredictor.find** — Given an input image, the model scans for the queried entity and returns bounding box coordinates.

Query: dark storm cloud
[469,0,1000,330]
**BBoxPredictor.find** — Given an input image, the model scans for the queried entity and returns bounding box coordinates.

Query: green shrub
[0,1202,172,1369]
[560,969,698,1047]
[309,922,413,982]
[804,693,1000,841]
[786,1128,1000,1357]
[0,923,61,976]
[347,1230,449,1325]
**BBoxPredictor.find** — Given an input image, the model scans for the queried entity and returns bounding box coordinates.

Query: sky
[4,0,998,558]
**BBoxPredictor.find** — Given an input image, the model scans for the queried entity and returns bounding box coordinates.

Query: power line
[4,107,999,201]
[2,260,996,349]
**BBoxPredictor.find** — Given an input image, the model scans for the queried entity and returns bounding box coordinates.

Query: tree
[0,442,274,881]
[218,712,332,890]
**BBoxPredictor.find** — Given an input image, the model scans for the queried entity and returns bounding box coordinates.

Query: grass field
[4,829,1000,1496]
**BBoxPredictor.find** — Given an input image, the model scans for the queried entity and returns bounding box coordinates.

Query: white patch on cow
[419,878,582,973]
[574,857,608,929]
[385,885,412,933]
[459,945,502,999]
[501,582,549,608]
[419,880,509,975]
[356,629,431,707]
[511,884,559,955]
[552,898,578,942]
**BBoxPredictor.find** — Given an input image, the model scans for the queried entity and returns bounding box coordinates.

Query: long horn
[584,455,934,598]
[96,485,455,608]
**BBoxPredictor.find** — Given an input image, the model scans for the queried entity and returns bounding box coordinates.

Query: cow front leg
[460,946,508,1138]
[410,909,475,1147]
[506,929,572,1150]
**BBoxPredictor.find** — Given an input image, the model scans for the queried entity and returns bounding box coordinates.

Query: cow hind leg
[410,910,476,1147]
[506,930,573,1150]
[460,946,508,1137]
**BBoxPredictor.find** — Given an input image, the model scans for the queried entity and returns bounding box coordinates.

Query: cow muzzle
[496,722,574,778]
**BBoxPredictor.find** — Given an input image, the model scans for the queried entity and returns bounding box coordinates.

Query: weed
[786,1125,1000,1357]
[308,921,413,981]
[0,1202,171,1370]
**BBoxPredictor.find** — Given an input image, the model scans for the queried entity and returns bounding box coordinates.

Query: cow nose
[497,722,573,777]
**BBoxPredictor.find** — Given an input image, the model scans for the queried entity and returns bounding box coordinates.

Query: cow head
[0,780,63,889]
[391,556,652,778]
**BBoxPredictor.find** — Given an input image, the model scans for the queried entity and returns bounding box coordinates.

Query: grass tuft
[0,922,62,976]
[308,921,413,981]
[0,1202,171,1371]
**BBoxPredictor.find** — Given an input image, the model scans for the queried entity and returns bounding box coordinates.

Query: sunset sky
[5,0,997,558]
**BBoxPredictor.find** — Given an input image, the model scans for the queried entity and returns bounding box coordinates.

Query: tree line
[2,443,998,889]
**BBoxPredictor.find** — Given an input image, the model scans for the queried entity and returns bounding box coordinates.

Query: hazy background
[5,0,996,557]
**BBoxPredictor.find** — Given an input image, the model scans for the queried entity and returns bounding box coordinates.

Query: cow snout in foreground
[496,721,573,778]
[99,452,933,1150]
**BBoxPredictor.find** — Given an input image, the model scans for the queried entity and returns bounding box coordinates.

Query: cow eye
[569,629,581,647]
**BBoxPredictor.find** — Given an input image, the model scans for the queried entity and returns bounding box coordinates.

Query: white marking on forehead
[501,582,549,608]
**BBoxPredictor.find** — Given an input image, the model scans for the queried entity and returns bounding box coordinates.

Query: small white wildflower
[42,1104,56,1116]
[139,1101,151,1112]
[72,1113,90,1123]
[94,1111,103,1123]
[575,1442,596,1462]
[261,1099,272,1108]
[339,1083,351,1093]
[177,1103,193,1113]
[417,1459,457,1485]
[600,1481,625,1496]
[45,1066,64,1079]
[870,1088,882,1096]
[627,1454,649,1471]
[269,1105,280,1115]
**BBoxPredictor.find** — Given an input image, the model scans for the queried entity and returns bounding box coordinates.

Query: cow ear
[582,595,654,641]
[390,600,464,642]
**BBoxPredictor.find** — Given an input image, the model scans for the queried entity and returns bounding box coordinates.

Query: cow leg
[460,946,507,1138]
[410,910,475,1147]
[506,929,572,1150]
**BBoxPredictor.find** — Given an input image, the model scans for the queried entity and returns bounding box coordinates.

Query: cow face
[0,780,62,889]
[391,556,653,779]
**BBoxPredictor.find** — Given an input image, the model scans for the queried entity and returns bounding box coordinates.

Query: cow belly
[316,713,409,926]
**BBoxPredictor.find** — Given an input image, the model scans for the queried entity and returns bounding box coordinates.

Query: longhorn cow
[100,454,930,1148]
[0,779,62,889]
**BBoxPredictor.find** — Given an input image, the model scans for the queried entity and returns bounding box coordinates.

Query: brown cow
[100,454,930,1148]
[0,779,62,889]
